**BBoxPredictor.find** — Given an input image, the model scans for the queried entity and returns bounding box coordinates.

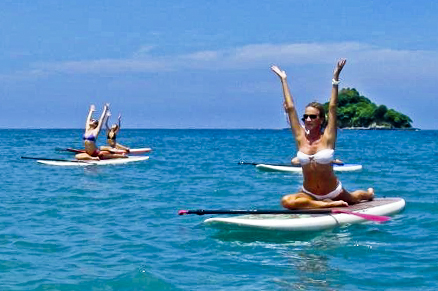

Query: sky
[1,0,438,129]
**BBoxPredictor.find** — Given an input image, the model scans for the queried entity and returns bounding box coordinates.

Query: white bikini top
[297,149,334,165]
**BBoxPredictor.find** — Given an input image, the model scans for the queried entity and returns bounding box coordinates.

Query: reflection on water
[211,228,324,244]
[212,227,356,290]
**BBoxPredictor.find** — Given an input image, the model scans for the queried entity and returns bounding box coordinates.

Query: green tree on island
[323,88,412,129]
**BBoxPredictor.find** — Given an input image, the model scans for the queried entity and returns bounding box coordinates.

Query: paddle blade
[55,147,68,152]
[237,161,257,165]
[332,209,390,223]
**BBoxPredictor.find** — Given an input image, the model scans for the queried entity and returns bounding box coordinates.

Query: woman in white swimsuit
[271,59,374,209]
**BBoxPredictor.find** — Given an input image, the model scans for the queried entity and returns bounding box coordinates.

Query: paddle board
[64,147,152,154]
[255,163,362,173]
[204,198,405,231]
[37,156,149,166]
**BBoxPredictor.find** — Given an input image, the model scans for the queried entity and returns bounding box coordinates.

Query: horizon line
[0,127,427,130]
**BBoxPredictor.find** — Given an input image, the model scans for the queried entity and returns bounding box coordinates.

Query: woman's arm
[86,104,96,128]
[271,65,304,144]
[324,59,346,147]
[117,114,121,130]
[95,103,109,135]
[105,111,111,131]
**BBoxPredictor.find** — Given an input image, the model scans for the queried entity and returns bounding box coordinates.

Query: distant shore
[341,127,420,131]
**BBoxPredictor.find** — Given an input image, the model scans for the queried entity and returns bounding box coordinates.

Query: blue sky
[1,0,437,129]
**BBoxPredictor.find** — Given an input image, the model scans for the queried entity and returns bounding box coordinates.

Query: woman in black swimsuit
[100,112,130,153]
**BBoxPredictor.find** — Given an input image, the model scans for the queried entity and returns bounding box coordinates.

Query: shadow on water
[32,269,179,291]
[209,225,354,290]
[209,226,331,243]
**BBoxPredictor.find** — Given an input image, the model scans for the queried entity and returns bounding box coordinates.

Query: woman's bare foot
[325,200,349,207]
[367,188,375,201]
[291,157,300,165]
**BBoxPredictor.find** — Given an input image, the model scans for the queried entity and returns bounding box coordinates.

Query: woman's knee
[281,195,293,207]
[75,153,88,160]
[340,189,371,204]
[281,194,312,209]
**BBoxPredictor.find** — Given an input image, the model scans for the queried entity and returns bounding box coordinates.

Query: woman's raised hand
[90,104,96,112]
[271,65,287,79]
[333,59,346,80]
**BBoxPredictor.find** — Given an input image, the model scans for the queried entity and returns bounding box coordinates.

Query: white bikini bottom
[302,181,343,200]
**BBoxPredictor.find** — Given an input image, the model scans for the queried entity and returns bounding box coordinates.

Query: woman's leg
[337,188,374,204]
[281,192,348,209]
[98,151,127,160]
[99,145,113,152]
[75,153,99,161]
[115,143,130,152]
[100,144,129,153]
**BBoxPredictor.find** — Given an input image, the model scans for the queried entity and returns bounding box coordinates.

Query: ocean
[1,129,437,290]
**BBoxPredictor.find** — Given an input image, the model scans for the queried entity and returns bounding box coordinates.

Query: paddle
[238,161,299,167]
[178,208,390,223]
[55,147,68,152]
[55,147,83,153]
[179,209,332,215]
[21,156,91,163]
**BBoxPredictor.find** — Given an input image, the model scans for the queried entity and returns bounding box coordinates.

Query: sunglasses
[302,114,318,121]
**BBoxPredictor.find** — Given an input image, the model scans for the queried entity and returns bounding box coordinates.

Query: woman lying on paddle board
[76,104,127,161]
[271,59,374,209]
[99,112,130,153]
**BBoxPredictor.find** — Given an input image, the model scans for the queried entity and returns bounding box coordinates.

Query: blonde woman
[271,59,374,209]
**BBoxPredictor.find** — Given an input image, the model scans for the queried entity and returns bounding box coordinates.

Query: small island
[323,88,414,130]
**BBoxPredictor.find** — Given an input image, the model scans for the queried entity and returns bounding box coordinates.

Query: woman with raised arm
[76,104,127,161]
[271,59,374,209]
[100,112,130,153]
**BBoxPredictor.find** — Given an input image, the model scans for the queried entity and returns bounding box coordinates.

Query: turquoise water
[1,129,437,290]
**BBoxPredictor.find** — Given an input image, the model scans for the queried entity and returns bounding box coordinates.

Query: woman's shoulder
[294,128,307,140]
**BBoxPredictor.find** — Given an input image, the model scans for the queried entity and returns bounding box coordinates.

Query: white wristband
[332,79,340,85]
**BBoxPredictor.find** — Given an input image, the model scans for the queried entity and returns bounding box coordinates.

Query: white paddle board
[37,156,149,166]
[255,163,362,173]
[204,198,405,232]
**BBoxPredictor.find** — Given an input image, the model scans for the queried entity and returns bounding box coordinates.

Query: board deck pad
[204,198,405,232]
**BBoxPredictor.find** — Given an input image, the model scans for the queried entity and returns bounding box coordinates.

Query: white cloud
[35,58,171,74]
[3,42,438,81]
[132,45,157,58]
[182,50,220,62]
